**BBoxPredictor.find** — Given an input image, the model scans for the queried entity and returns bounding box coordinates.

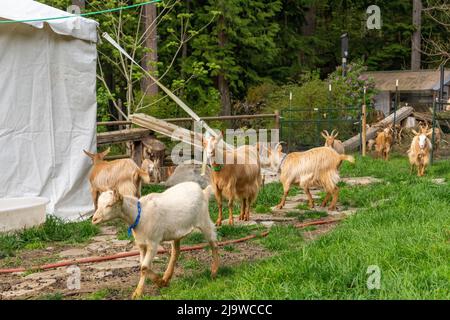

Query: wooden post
[132,141,143,167]
[362,104,367,156]
[362,87,367,156]
[274,110,280,130]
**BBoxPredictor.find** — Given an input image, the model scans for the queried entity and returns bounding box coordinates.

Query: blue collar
[278,153,287,172]
[128,201,142,237]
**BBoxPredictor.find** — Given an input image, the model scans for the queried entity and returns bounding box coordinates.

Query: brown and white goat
[419,123,441,155]
[268,144,355,211]
[408,129,432,176]
[375,125,393,160]
[203,134,262,226]
[321,130,345,154]
[84,148,151,210]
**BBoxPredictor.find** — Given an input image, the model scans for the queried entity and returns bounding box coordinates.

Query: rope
[0,0,162,24]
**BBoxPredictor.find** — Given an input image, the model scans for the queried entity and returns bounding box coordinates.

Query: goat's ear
[276,143,283,153]
[426,129,433,137]
[83,149,95,159]
[100,147,111,159]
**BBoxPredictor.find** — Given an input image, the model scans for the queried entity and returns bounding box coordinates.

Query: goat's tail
[340,154,355,164]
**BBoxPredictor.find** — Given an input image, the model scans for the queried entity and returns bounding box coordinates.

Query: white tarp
[0,0,98,219]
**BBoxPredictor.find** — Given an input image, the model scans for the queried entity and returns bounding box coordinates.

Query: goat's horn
[323,130,330,136]
[330,129,336,136]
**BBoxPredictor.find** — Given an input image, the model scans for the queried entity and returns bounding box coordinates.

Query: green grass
[0,216,100,257]
[38,292,64,300]
[84,288,119,300]
[141,154,450,299]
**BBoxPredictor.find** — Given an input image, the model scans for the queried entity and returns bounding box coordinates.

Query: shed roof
[361,69,450,92]
[0,0,98,43]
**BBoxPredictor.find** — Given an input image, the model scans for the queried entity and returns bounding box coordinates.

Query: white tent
[0,0,98,219]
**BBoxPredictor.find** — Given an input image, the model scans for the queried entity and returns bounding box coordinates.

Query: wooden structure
[362,70,450,115]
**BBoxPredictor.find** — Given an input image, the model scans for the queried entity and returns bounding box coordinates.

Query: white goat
[92,182,219,299]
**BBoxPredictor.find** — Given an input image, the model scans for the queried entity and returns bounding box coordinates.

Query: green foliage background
[37,1,447,123]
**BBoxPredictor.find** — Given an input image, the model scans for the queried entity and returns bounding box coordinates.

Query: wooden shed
[362,70,450,116]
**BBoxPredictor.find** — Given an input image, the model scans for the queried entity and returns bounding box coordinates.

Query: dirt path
[0,176,380,300]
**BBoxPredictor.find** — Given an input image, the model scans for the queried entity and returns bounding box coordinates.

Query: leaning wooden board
[342,106,414,152]
[130,113,204,150]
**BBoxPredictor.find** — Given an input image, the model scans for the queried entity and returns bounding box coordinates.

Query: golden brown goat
[268,144,354,211]
[375,125,393,160]
[84,148,151,210]
[203,134,262,226]
[321,130,345,154]
[408,129,432,176]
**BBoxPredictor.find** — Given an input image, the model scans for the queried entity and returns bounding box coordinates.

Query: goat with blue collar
[92,182,219,299]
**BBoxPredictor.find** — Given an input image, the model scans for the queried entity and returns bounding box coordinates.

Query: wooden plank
[97,128,150,145]
[343,107,414,151]
[130,113,204,150]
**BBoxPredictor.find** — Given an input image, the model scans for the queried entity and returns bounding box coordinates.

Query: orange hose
[0,218,341,274]
[0,231,270,274]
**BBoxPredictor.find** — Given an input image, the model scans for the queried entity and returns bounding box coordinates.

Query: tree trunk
[218,13,232,116]
[411,0,422,71]
[141,4,158,96]
[301,5,316,36]
[71,0,85,10]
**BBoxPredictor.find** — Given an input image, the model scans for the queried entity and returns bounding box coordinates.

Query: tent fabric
[0,0,98,43]
[0,1,98,220]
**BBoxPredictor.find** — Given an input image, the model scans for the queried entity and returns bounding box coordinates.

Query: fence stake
[431,98,437,165]
[274,110,280,130]
[361,87,367,156]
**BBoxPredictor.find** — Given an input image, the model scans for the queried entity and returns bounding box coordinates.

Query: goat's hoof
[131,291,142,300]
[215,221,222,227]
[160,279,170,287]
[328,206,337,211]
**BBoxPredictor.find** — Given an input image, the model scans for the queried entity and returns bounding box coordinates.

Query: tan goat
[321,130,345,154]
[203,134,262,226]
[269,144,355,211]
[84,148,151,210]
[375,125,393,160]
[408,129,432,176]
